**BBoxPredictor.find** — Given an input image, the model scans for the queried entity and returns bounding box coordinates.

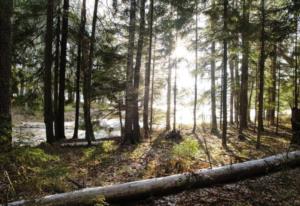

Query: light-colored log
[60,136,120,147]
[7,150,300,206]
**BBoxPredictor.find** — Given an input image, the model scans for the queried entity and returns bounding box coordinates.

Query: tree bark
[166,52,172,131]
[150,35,156,133]
[276,64,280,134]
[56,0,69,140]
[248,77,254,123]
[8,151,300,206]
[222,0,228,147]
[54,7,60,139]
[132,0,146,142]
[0,0,13,152]
[291,108,300,145]
[268,44,277,125]
[257,0,266,149]
[239,0,250,136]
[294,19,298,109]
[173,30,178,131]
[83,0,98,144]
[229,58,234,125]
[73,0,86,139]
[193,1,199,133]
[143,0,154,139]
[234,55,240,125]
[124,0,137,144]
[211,41,218,134]
[44,0,55,143]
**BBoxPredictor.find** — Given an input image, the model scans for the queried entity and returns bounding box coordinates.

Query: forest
[0,0,300,205]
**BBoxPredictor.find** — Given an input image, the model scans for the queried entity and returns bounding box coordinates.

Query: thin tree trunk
[229,58,234,125]
[239,0,250,137]
[211,42,218,133]
[150,35,156,133]
[118,94,124,137]
[257,0,266,149]
[84,0,98,144]
[56,0,69,140]
[143,0,154,139]
[254,62,259,127]
[220,74,223,131]
[269,44,277,125]
[0,0,13,151]
[210,1,218,134]
[294,19,298,109]
[124,0,137,144]
[193,1,199,133]
[73,0,86,139]
[44,0,55,143]
[248,77,254,123]
[173,29,178,131]
[234,55,240,125]
[222,0,228,147]
[166,52,172,131]
[132,0,146,142]
[276,63,280,134]
[54,7,60,138]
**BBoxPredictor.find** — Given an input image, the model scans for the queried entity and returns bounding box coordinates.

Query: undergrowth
[0,146,68,204]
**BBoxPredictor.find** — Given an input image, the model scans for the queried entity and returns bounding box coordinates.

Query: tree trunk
[54,7,60,139]
[193,2,199,133]
[166,52,172,131]
[173,30,178,131]
[254,62,259,127]
[222,0,228,147]
[84,0,98,144]
[276,64,280,134]
[248,77,254,123]
[229,58,234,125]
[9,151,300,206]
[234,55,240,125]
[73,0,86,139]
[257,0,266,149]
[294,19,298,109]
[211,41,218,134]
[132,0,146,142]
[291,108,300,145]
[118,94,124,137]
[56,0,69,140]
[150,35,156,133]
[44,0,55,143]
[0,0,13,152]
[269,44,277,125]
[239,0,250,136]
[143,0,154,139]
[124,0,137,144]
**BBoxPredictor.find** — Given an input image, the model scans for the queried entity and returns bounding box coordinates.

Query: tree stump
[291,107,300,145]
[165,130,182,142]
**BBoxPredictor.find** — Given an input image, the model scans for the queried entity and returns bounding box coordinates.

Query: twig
[66,177,85,189]
[4,171,15,194]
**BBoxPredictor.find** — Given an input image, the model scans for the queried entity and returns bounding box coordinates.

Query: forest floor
[2,106,300,205]
[2,120,300,205]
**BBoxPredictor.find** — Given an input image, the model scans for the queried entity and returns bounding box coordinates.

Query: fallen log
[6,150,300,206]
[60,136,121,147]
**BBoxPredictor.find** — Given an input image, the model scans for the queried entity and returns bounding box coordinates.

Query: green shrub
[172,137,200,160]
[0,147,69,202]
[170,137,201,172]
